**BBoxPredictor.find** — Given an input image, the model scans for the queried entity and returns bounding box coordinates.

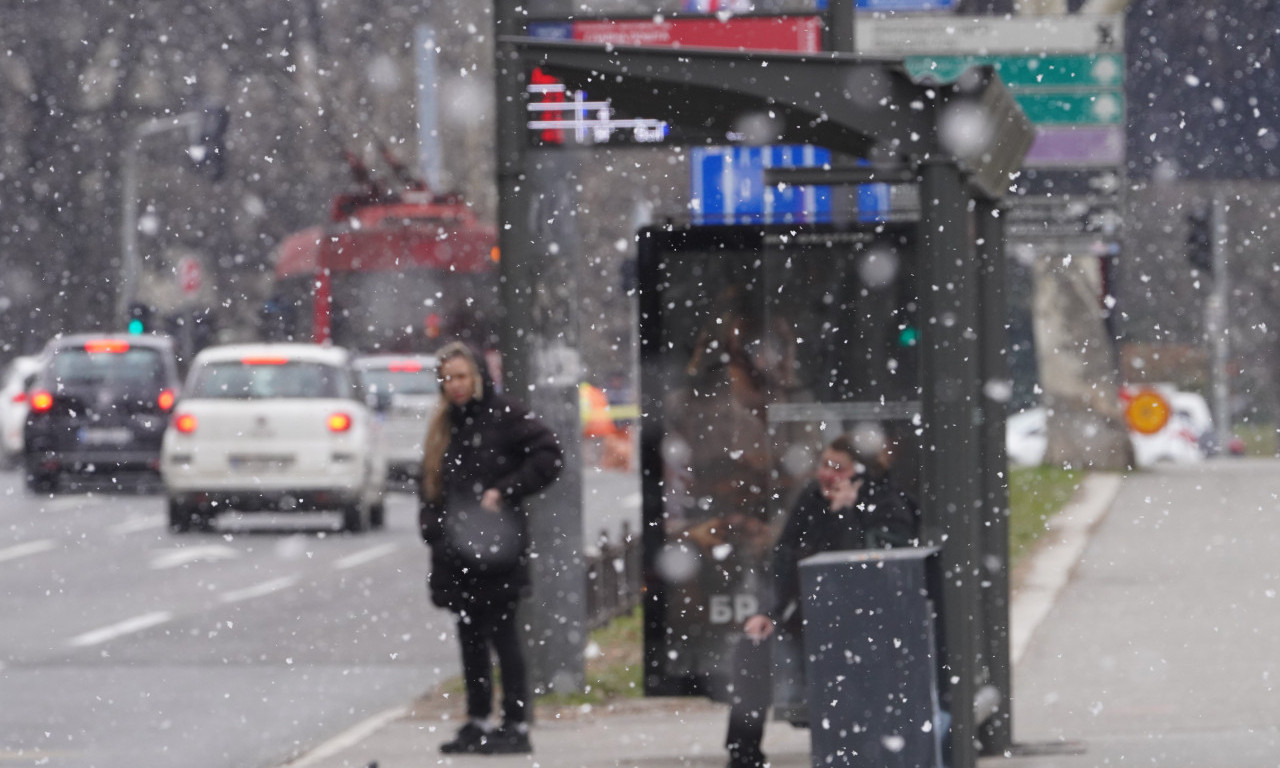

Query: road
[0,467,639,768]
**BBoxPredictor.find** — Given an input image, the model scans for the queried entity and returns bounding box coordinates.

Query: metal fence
[584,522,643,629]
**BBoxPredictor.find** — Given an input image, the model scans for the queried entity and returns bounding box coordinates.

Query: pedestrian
[418,341,563,755]
[724,433,919,768]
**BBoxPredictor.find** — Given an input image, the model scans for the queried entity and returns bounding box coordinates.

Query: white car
[0,355,41,466]
[354,353,439,482]
[161,343,387,533]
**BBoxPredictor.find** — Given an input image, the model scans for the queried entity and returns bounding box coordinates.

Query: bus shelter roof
[509,39,1033,201]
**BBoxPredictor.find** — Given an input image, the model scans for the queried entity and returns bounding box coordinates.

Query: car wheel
[25,469,57,495]
[168,498,213,533]
[370,500,386,530]
[342,501,371,533]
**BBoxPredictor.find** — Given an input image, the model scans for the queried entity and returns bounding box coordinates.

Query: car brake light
[157,389,176,411]
[327,412,352,432]
[241,356,289,365]
[388,361,423,372]
[30,390,54,413]
[84,339,130,354]
[174,413,198,433]
[12,392,26,404]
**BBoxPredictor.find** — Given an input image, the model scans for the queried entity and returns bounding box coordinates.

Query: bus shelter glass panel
[638,223,922,698]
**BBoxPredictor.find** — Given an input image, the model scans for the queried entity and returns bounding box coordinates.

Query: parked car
[23,334,181,493]
[353,353,439,482]
[0,355,41,467]
[161,343,387,533]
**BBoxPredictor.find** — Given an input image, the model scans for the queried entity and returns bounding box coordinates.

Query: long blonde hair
[422,342,484,502]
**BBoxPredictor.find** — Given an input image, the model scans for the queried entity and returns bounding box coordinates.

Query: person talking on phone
[723,433,919,768]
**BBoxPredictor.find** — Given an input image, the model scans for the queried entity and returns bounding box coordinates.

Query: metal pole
[1209,193,1231,451]
[974,196,1013,754]
[119,114,201,328]
[414,25,443,191]
[494,2,586,695]
[119,136,142,327]
[918,158,981,768]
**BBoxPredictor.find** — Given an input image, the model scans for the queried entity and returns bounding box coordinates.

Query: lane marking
[219,576,299,604]
[68,611,172,648]
[0,539,56,564]
[282,706,407,767]
[334,543,398,570]
[149,544,240,570]
[110,514,165,535]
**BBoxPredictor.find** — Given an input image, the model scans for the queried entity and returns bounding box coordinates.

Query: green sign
[1013,90,1123,125]
[904,53,1125,126]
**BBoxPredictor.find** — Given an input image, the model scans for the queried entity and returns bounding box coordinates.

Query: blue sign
[691,145,832,225]
[691,147,893,225]
[856,0,954,9]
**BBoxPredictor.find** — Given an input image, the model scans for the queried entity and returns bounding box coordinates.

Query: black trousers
[725,634,773,760]
[456,597,529,724]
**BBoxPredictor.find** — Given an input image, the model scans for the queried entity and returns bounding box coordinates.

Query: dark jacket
[766,473,919,624]
[419,356,563,612]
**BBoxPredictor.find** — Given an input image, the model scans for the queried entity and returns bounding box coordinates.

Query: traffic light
[187,103,230,181]
[127,302,153,334]
[1186,207,1212,274]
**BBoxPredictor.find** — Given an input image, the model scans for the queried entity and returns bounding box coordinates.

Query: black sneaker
[481,724,532,754]
[440,722,489,754]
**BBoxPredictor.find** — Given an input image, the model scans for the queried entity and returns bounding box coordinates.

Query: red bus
[267,187,499,353]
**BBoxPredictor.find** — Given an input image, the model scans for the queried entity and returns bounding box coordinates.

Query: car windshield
[360,366,439,396]
[189,360,344,399]
[51,346,167,391]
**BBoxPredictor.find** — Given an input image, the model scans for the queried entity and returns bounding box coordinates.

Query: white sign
[856,14,1124,56]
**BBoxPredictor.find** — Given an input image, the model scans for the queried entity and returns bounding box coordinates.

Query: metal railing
[583,522,642,629]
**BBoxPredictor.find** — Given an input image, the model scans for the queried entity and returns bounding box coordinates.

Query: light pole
[118,113,201,327]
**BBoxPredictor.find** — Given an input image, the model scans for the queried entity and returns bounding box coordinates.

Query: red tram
[267,165,499,353]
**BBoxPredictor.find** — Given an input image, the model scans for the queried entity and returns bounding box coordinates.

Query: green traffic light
[128,318,144,334]
[898,325,919,347]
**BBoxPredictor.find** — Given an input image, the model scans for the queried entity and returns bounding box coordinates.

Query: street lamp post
[118,113,201,327]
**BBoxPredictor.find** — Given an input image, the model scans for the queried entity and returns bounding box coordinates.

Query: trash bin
[799,546,943,768]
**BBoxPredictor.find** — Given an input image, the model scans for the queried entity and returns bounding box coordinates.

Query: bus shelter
[506,39,1033,767]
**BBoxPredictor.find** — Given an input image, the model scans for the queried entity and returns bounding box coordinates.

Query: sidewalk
[282,460,1280,768]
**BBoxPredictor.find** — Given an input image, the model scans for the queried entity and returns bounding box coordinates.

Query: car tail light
[30,390,54,413]
[157,389,176,411]
[327,412,353,432]
[12,392,26,404]
[388,360,423,372]
[174,413,198,434]
[84,339,130,354]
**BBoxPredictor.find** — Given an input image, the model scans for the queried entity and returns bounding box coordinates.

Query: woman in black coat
[419,341,563,755]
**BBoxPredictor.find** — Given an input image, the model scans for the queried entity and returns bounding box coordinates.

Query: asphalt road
[0,466,640,768]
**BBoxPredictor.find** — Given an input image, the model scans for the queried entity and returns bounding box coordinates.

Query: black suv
[24,334,181,493]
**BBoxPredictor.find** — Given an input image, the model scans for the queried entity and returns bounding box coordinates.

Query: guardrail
[584,522,642,629]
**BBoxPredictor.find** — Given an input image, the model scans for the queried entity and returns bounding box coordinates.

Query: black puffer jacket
[766,473,920,625]
[419,352,563,612]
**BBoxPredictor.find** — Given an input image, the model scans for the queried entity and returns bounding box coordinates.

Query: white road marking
[334,542,398,570]
[110,515,165,535]
[68,611,172,648]
[149,544,240,570]
[218,576,299,604]
[282,706,407,767]
[0,539,56,564]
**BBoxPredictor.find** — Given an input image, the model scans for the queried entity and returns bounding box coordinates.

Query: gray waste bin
[799,546,943,768]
